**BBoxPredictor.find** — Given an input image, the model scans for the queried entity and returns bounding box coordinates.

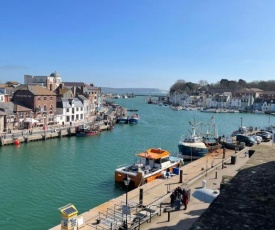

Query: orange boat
[115,148,183,187]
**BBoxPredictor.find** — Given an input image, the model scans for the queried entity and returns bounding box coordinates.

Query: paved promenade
[139,148,251,230]
[50,145,251,230]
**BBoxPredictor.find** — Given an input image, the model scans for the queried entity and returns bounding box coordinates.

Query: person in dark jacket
[182,189,188,210]
[170,191,176,207]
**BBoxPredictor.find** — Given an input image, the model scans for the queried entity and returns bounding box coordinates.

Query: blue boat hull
[178,144,208,160]
[128,118,138,124]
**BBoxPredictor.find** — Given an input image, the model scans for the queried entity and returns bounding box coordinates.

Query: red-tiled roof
[15,85,56,96]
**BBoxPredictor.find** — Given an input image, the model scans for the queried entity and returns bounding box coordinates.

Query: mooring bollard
[215,171,218,179]
[139,188,143,207]
[179,170,183,183]
[202,180,206,188]
[168,211,171,222]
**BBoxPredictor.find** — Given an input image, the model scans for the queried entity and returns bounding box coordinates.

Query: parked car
[255,131,272,142]
[236,134,257,146]
[250,135,262,144]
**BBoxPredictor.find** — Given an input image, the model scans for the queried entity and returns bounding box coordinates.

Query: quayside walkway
[50,144,254,230]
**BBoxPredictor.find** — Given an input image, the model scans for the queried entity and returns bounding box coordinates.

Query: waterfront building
[232,88,262,98]
[169,92,189,105]
[258,91,275,99]
[229,97,242,109]
[0,101,33,131]
[0,102,14,132]
[205,95,217,108]
[183,95,196,107]
[0,82,19,101]
[56,97,86,124]
[0,91,4,102]
[196,95,206,108]
[12,85,57,126]
[62,82,101,116]
[261,99,275,113]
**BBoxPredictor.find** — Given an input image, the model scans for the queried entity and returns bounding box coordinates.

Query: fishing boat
[178,117,220,160]
[116,116,129,124]
[146,97,156,104]
[128,113,139,124]
[75,124,100,137]
[115,148,183,187]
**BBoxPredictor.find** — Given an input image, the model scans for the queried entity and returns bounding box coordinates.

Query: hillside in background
[100,87,168,95]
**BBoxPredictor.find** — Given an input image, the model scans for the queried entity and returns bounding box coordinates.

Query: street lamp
[241,117,243,128]
[123,175,131,229]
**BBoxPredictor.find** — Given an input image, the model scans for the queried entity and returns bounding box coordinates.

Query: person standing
[170,191,176,207]
[182,189,188,210]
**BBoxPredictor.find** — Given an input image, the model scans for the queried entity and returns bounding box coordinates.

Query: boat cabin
[135,148,171,171]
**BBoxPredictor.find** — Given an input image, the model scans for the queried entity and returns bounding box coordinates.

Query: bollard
[179,170,183,183]
[139,188,143,207]
[168,211,170,222]
[159,203,162,216]
[202,180,206,188]
[215,171,218,179]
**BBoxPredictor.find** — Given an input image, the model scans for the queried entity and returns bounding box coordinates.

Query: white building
[169,92,189,105]
[56,97,86,125]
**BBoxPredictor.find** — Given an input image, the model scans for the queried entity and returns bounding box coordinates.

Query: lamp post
[241,117,243,128]
[123,175,131,230]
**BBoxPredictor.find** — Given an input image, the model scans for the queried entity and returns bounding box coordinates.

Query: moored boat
[178,117,220,160]
[200,108,219,113]
[128,113,139,124]
[76,124,100,137]
[115,148,183,187]
[116,116,129,124]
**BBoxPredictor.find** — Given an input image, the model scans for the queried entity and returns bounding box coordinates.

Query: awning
[24,118,39,123]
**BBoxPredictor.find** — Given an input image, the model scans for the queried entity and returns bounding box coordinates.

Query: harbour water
[0,96,274,230]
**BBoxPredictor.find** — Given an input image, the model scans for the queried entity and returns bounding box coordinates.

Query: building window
[44,105,47,112]
[50,105,53,112]
[19,112,24,119]
[49,115,54,122]
[50,96,53,101]
[66,108,69,113]
[44,96,47,101]
[26,112,31,118]
[38,96,41,101]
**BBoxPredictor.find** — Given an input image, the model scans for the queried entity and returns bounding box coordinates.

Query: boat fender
[14,139,20,145]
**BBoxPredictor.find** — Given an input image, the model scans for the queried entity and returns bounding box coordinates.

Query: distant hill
[100,87,168,95]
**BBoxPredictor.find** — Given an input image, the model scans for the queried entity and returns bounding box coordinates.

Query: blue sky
[1,0,275,90]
